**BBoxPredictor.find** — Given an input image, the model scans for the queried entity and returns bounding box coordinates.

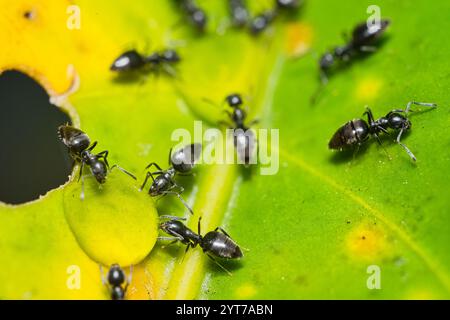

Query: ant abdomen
[202,231,243,259]
[328,119,369,150]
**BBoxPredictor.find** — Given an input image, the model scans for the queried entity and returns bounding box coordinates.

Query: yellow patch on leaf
[235,283,257,299]
[346,222,392,262]
[355,77,383,102]
[285,22,313,58]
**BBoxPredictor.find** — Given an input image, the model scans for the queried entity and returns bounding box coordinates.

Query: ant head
[80,150,90,161]
[94,171,107,184]
[276,0,299,9]
[191,9,207,30]
[230,4,249,27]
[388,112,411,130]
[108,264,125,286]
[319,52,334,70]
[149,183,160,197]
[333,46,347,57]
[160,220,183,235]
[161,49,181,63]
[250,14,269,35]
[226,94,243,108]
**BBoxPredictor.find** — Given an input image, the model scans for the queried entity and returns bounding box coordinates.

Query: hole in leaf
[0,70,72,204]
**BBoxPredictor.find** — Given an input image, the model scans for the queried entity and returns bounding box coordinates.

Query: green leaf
[1,0,449,300]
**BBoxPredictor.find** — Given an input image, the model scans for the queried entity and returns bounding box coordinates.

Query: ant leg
[359,46,377,53]
[310,76,327,106]
[159,239,181,249]
[99,264,108,286]
[162,189,194,215]
[128,265,133,285]
[77,162,86,200]
[320,70,329,86]
[124,265,133,292]
[247,119,260,127]
[159,215,187,221]
[206,254,232,276]
[352,144,361,161]
[341,31,350,42]
[158,237,182,242]
[96,150,109,168]
[396,128,417,161]
[223,110,233,118]
[77,161,85,182]
[404,101,437,114]
[110,165,137,180]
[218,120,232,128]
[177,172,195,177]
[162,64,178,78]
[180,243,192,263]
[363,107,376,124]
[80,173,85,201]
[168,148,173,166]
[87,141,98,152]
[144,162,163,171]
[372,132,392,160]
[198,216,202,235]
[166,182,194,214]
[214,227,231,238]
[139,171,155,191]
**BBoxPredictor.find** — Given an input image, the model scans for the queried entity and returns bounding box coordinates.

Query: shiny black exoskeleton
[229,0,249,27]
[276,0,300,10]
[159,216,243,275]
[110,49,180,76]
[159,215,201,246]
[249,10,277,35]
[100,264,132,300]
[249,0,300,35]
[319,19,390,83]
[140,144,202,215]
[329,101,437,161]
[58,125,135,199]
[222,94,258,165]
[177,0,207,31]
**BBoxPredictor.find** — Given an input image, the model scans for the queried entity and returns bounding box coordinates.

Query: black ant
[140,144,202,215]
[249,10,277,35]
[249,0,300,35]
[276,0,301,10]
[58,125,136,199]
[100,264,132,300]
[328,101,437,161]
[318,19,390,84]
[110,49,181,77]
[220,94,258,165]
[176,0,207,32]
[312,19,390,104]
[159,216,243,275]
[228,0,250,27]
